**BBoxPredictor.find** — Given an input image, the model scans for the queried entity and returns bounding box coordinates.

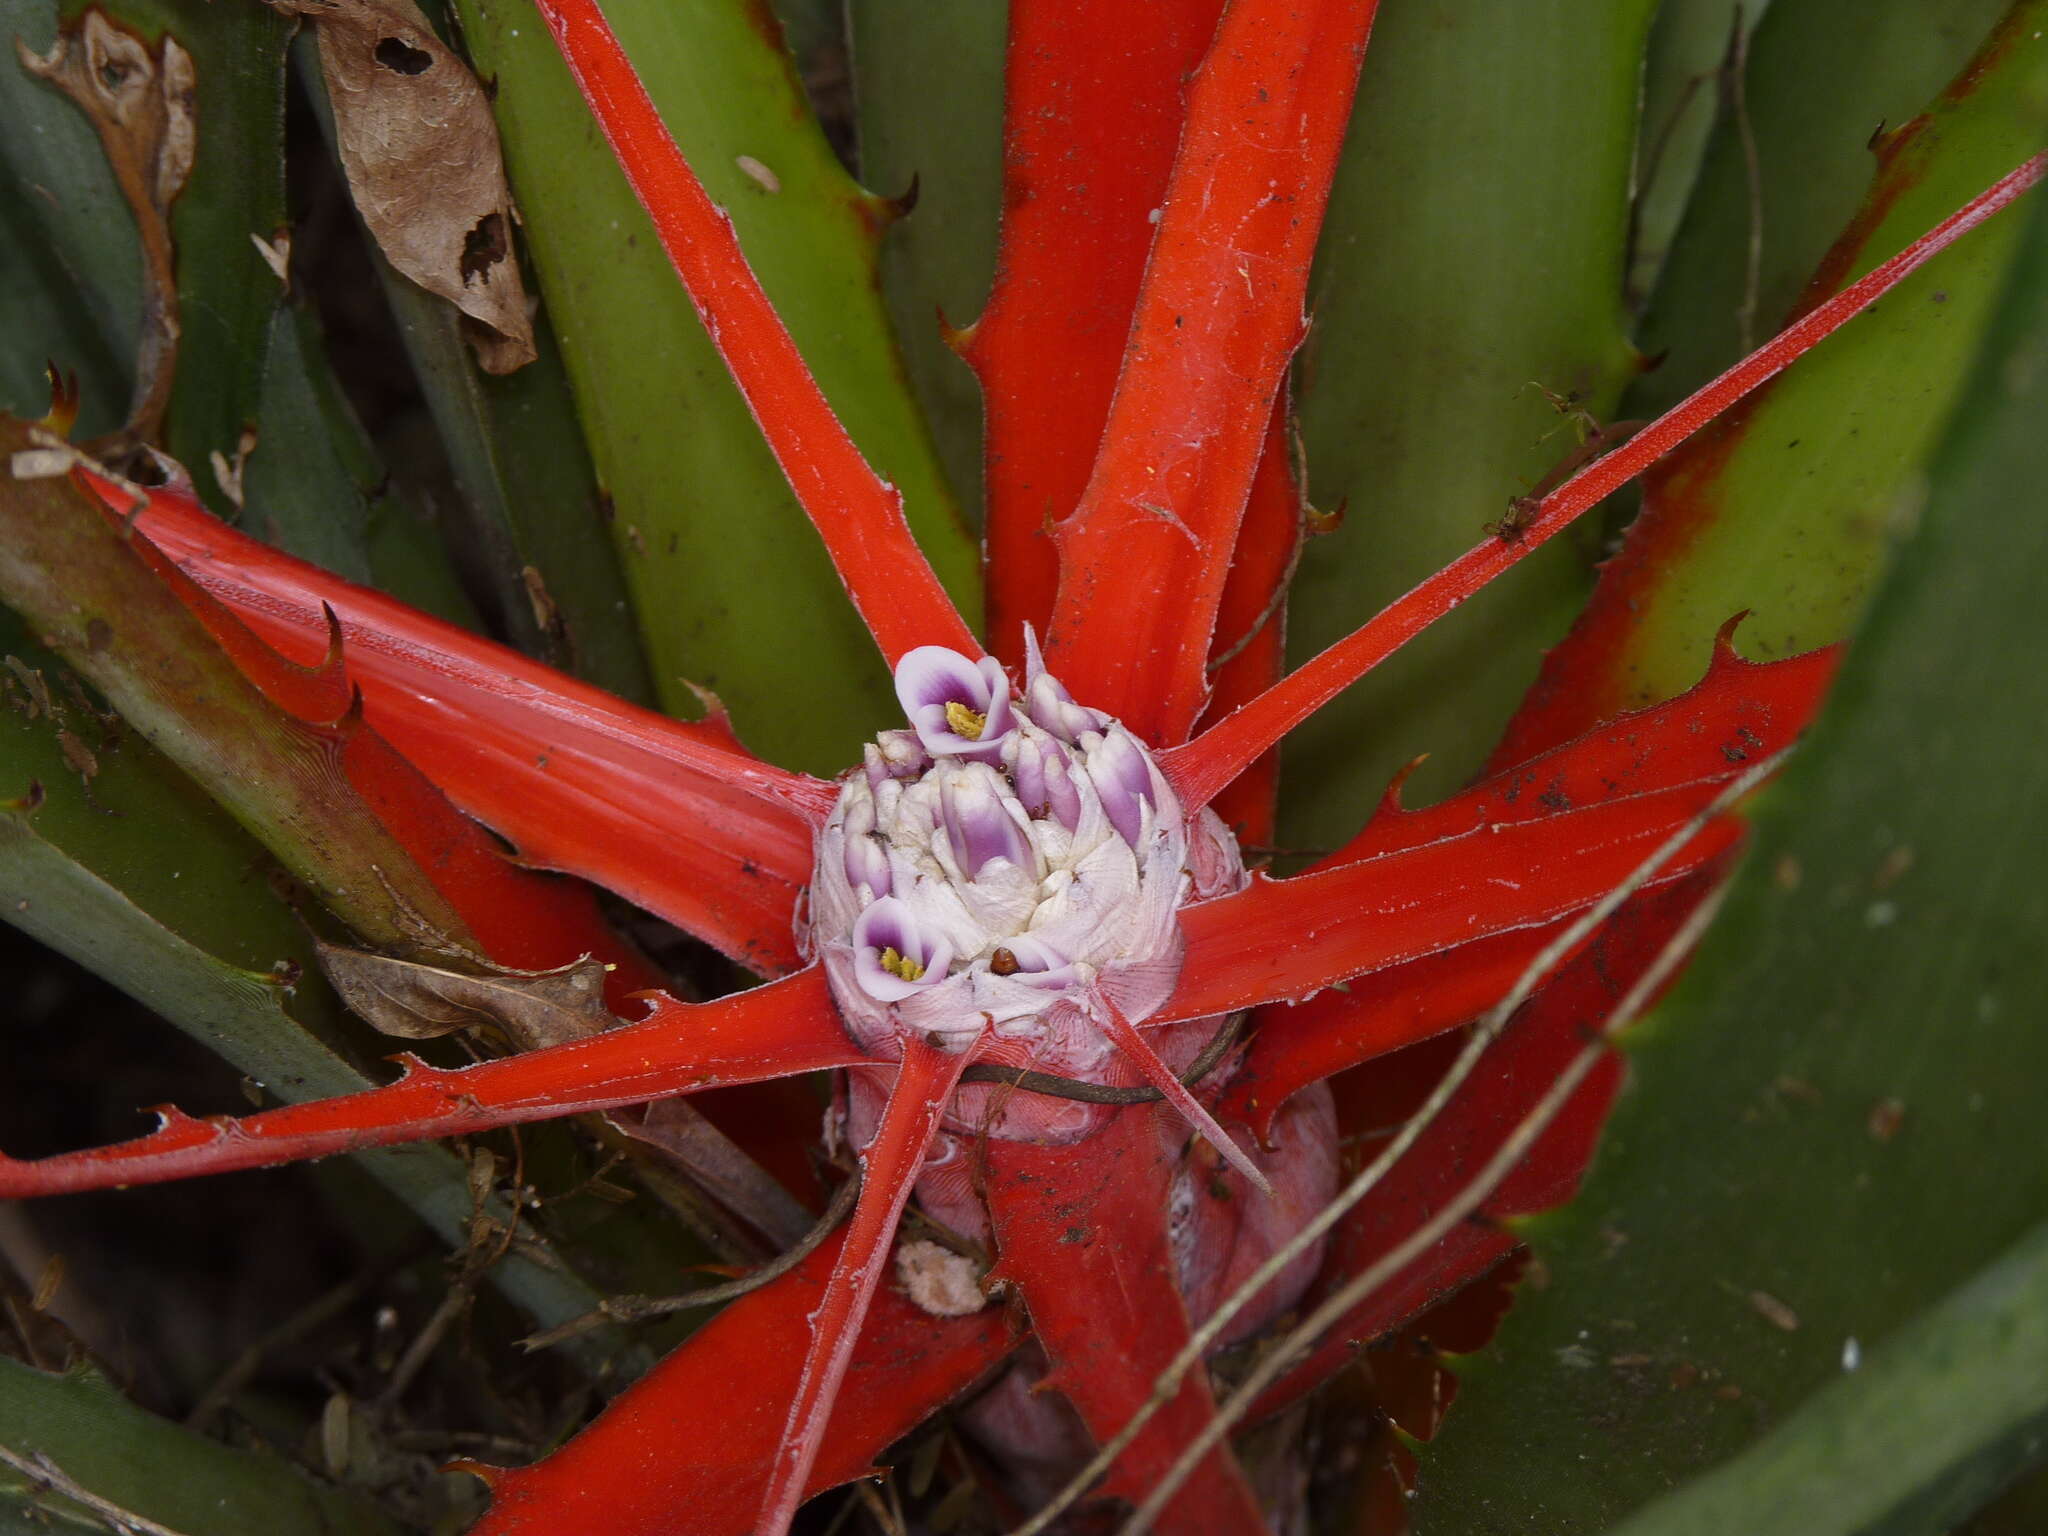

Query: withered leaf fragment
[317,941,610,1049]
[16,10,195,447]
[318,940,811,1253]
[274,0,536,372]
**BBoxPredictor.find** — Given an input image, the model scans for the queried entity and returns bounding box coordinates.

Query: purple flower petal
[895,645,989,710]
[939,766,1034,879]
[1082,728,1155,846]
[894,646,1017,762]
[841,796,892,897]
[865,731,930,789]
[1019,627,1105,742]
[1008,732,1082,831]
[989,933,1078,991]
[852,896,953,1001]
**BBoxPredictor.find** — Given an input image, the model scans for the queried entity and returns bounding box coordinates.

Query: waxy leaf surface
[1415,158,2048,1534]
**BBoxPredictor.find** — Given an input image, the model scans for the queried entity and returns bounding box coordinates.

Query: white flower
[810,645,1244,1084]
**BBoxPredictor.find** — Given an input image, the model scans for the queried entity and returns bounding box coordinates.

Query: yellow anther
[878,946,925,983]
[944,700,987,740]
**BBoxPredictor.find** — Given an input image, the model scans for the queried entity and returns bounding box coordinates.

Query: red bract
[5,0,2044,1530]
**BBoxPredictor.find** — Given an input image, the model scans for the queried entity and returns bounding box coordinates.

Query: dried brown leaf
[316,941,611,1048]
[275,0,535,372]
[318,940,815,1256]
[16,9,194,445]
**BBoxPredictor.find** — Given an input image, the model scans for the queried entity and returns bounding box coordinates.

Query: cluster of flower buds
[808,640,1244,1085]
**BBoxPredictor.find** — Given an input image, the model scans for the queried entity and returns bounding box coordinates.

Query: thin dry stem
[520,1173,862,1351]
[1011,750,1786,1535]
[0,1442,194,1536]
[187,1244,423,1431]
[1726,6,1764,353]
[1117,795,1760,1531]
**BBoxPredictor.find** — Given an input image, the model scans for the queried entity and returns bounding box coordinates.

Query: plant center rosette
[805,642,1339,1488]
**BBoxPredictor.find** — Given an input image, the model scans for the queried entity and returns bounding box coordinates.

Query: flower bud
[1018,629,1105,743]
[991,933,1079,991]
[815,646,1245,1119]
[937,763,1038,881]
[840,791,891,898]
[1005,729,1083,832]
[865,730,930,789]
[1078,726,1157,847]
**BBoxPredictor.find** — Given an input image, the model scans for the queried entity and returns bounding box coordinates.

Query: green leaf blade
[0,1359,400,1536]
[851,0,1006,533]
[1605,1220,2048,1536]
[1633,0,2014,420]
[455,0,977,772]
[1281,0,1653,850]
[1413,130,2048,1535]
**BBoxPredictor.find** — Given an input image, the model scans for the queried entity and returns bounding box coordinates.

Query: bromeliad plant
[5,0,2048,1532]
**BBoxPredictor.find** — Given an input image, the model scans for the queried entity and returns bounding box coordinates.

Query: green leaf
[1631,0,2012,419]
[0,0,135,435]
[0,416,475,952]
[1603,1221,2048,1536]
[7,0,294,503]
[238,302,381,587]
[0,804,635,1362]
[451,0,977,772]
[348,214,657,701]
[1280,0,1652,846]
[289,29,650,696]
[0,1359,398,1536]
[0,615,642,1362]
[1628,0,1768,308]
[1412,142,2048,1534]
[109,0,294,505]
[1959,1461,2048,1534]
[0,602,361,1028]
[239,293,482,630]
[1604,3,2048,717]
[851,0,1006,531]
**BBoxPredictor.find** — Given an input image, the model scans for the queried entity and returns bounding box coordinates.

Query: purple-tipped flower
[818,644,1235,1091]
[1079,727,1156,846]
[988,933,1079,991]
[1007,730,1083,831]
[841,794,892,898]
[895,646,1017,763]
[1020,627,1106,742]
[852,896,953,1002]
[938,765,1035,880]
[865,730,930,790]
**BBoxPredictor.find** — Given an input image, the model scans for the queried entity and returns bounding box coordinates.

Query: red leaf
[1200,395,1304,848]
[532,0,978,667]
[124,479,828,973]
[969,0,1231,664]
[984,1106,1268,1532]
[1162,151,2045,812]
[1042,0,1379,744]
[757,1039,980,1532]
[0,967,859,1196]
[1183,640,1828,1120]
[472,1223,1013,1535]
[1246,865,1724,1419]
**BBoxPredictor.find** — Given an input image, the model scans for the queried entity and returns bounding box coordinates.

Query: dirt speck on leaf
[1746,1289,1800,1332]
